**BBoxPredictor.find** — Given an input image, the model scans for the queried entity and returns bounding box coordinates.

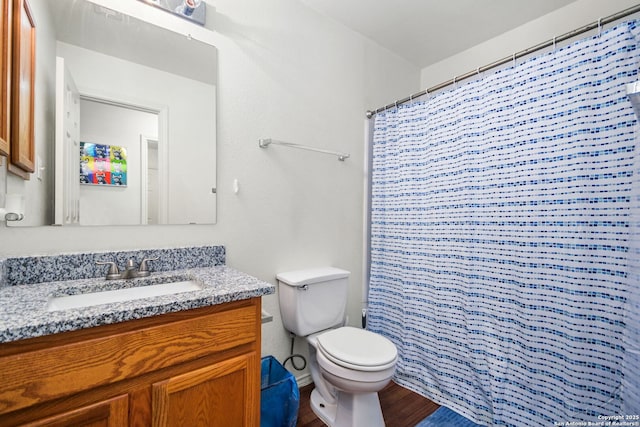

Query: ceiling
[299,0,577,68]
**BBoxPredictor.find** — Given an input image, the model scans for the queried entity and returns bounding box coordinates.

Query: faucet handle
[137,257,159,277]
[96,261,120,280]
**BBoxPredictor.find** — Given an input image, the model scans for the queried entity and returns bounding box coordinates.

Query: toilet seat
[316,327,397,372]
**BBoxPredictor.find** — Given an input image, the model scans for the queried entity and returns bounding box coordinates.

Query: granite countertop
[0,266,275,344]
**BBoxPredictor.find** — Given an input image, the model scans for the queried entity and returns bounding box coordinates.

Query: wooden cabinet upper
[1,0,11,157]
[1,0,35,178]
[9,0,35,177]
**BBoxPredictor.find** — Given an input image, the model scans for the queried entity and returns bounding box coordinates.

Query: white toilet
[277,267,398,427]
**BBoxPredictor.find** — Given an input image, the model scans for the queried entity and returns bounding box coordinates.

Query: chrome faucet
[96,258,158,280]
[121,259,138,279]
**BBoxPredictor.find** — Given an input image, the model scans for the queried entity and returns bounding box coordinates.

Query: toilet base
[310,388,337,426]
[310,388,386,427]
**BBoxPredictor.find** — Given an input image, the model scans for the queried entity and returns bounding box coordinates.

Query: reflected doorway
[79,98,163,226]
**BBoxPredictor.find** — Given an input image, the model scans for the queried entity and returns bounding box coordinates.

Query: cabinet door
[9,0,35,176]
[152,353,259,427]
[0,0,10,156]
[20,394,128,427]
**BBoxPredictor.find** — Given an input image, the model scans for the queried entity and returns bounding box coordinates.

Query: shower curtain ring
[597,18,602,37]
[552,36,556,52]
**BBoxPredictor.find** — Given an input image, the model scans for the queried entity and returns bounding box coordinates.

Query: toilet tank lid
[276,267,350,287]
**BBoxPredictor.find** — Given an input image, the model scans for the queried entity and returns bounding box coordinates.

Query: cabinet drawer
[0,301,258,414]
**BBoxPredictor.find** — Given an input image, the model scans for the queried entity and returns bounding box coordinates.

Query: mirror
[16,0,217,226]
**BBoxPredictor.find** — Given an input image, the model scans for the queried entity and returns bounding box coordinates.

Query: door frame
[78,89,168,224]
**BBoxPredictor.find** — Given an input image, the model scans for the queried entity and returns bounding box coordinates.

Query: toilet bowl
[277,268,398,427]
[310,327,397,427]
[317,326,397,385]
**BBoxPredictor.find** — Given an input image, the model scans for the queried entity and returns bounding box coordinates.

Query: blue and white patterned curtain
[367,21,640,426]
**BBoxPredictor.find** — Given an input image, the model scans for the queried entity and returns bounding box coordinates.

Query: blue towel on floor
[415,406,484,427]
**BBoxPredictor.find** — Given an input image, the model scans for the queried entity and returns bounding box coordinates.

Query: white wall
[0,0,420,381]
[0,158,6,206]
[421,0,640,89]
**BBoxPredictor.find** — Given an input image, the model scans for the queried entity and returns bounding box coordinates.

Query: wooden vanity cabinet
[152,353,258,427]
[20,395,129,427]
[0,298,262,427]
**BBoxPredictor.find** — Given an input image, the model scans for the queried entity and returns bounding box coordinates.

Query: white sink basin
[47,280,203,311]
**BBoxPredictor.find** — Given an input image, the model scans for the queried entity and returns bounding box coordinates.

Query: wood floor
[296,380,440,427]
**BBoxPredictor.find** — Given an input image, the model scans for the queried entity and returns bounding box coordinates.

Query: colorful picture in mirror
[80,142,128,186]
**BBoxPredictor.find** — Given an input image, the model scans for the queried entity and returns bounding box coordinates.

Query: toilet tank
[277,267,350,337]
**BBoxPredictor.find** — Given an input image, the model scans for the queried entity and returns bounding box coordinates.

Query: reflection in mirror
[78,98,160,225]
[12,0,217,226]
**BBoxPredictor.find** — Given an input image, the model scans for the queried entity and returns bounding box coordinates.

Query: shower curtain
[367,21,640,426]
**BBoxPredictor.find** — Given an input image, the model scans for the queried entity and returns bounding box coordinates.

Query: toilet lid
[317,327,397,371]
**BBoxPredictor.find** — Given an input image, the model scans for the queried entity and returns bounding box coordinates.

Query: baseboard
[295,373,313,388]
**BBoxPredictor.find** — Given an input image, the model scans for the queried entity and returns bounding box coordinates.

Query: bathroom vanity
[0,246,275,427]
[0,299,261,426]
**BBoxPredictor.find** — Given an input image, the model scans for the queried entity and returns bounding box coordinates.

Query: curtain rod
[366,4,640,119]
